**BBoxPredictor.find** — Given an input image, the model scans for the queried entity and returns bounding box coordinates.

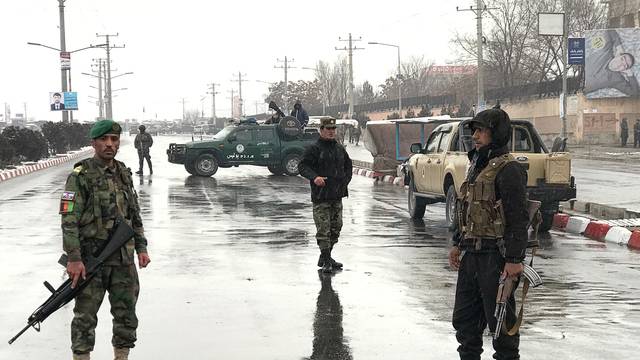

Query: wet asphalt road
[1,135,639,360]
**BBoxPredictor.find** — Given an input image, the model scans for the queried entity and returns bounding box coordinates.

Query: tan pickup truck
[403,119,576,232]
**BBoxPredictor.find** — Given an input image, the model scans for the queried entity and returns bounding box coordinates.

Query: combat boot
[113,347,129,360]
[320,249,333,273]
[329,247,343,269]
[135,170,143,175]
[72,353,90,360]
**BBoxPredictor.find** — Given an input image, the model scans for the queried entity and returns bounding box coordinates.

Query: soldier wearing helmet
[134,125,153,175]
[448,106,529,360]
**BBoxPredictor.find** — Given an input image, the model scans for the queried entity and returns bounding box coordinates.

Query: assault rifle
[8,218,134,344]
[493,263,543,339]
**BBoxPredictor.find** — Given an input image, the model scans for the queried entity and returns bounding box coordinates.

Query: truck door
[255,127,277,165]
[223,128,257,164]
[415,131,442,193]
[430,130,452,193]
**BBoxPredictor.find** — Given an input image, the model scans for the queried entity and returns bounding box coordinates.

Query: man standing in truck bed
[448,107,529,360]
[299,117,352,273]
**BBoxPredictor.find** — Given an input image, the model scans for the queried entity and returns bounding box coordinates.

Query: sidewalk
[569,143,640,162]
[0,147,93,183]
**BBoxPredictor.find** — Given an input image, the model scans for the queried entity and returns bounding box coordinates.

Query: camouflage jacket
[60,157,147,265]
[134,133,153,152]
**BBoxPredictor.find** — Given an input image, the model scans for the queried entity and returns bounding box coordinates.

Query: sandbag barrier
[0,148,93,183]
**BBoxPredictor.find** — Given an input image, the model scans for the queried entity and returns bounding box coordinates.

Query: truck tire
[195,153,219,177]
[445,184,458,231]
[267,165,284,175]
[282,153,301,176]
[185,161,197,175]
[408,177,427,219]
[539,201,559,232]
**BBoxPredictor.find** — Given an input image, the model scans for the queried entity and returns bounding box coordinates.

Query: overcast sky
[0,0,478,122]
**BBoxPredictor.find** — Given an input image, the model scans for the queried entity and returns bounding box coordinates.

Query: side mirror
[410,143,423,154]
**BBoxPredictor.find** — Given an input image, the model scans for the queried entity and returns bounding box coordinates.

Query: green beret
[89,119,122,139]
[320,117,336,128]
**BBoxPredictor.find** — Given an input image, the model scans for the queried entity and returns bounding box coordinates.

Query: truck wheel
[267,165,284,175]
[445,184,458,231]
[408,177,426,219]
[185,161,197,175]
[539,201,559,232]
[195,153,219,177]
[282,153,301,176]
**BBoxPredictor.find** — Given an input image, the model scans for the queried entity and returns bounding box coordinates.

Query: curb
[0,148,93,184]
[553,213,640,250]
[352,166,405,186]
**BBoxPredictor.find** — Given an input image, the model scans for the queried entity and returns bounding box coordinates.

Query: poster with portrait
[49,92,78,111]
[585,29,640,99]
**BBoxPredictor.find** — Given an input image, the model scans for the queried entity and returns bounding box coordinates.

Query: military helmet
[466,105,511,147]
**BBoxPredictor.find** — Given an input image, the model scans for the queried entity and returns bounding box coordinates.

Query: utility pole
[457,1,496,113]
[561,0,568,139]
[230,73,248,117]
[275,57,295,113]
[96,33,124,119]
[336,33,363,118]
[207,82,220,122]
[228,89,235,119]
[181,98,186,124]
[57,0,69,123]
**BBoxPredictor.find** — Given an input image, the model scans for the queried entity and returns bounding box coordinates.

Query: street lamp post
[27,42,104,122]
[368,41,402,117]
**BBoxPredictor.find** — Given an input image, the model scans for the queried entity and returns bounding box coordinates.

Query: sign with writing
[60,52,71,70]
[568,37,585,65]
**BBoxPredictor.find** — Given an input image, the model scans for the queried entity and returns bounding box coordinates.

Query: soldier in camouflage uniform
[134,125,153,175]
[299,118,352,273]
[60,119,151,360]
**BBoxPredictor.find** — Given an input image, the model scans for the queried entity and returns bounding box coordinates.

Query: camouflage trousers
[71,264,140,354]
[313,200,343,250]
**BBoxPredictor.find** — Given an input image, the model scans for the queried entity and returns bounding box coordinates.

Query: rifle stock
[8,218,135,345]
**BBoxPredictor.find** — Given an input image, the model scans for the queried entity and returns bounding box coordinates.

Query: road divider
[0,148,93,183]
[553,213,640,250]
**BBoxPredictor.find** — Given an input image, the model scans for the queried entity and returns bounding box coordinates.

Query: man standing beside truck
[299,117,352,274]
[448,107,529,360]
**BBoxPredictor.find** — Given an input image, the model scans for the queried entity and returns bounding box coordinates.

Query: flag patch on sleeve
[59,192,76,214]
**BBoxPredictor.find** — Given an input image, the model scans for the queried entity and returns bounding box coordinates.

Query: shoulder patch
[72,165,83,175]
[61,191,76,201]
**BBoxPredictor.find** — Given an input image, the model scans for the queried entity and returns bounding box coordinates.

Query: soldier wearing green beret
[60,119,151,360]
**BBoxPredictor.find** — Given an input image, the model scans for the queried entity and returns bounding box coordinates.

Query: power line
[274,56,296,113]
[335,33,363,118]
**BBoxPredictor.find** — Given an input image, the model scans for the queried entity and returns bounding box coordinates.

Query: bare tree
[452,0,606,91]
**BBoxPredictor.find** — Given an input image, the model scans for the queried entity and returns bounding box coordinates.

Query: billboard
[585,29,640,99]
[49,91,78,111]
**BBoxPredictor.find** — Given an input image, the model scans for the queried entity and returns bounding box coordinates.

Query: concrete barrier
[603,226,632,246]
[628,231,640,250]
[566,216,591,234]
[552,213,570,229]
[584,221,612,241]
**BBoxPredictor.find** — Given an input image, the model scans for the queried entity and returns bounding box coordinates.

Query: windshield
[212,126,235,141]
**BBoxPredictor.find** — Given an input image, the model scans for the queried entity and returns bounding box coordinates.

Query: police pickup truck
[404,119,576,232]
[167,115,319,177]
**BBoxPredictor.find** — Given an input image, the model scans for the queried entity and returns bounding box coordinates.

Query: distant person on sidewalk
[634,119,640,148]
[134,125,153,175]
[620,118,629,147]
